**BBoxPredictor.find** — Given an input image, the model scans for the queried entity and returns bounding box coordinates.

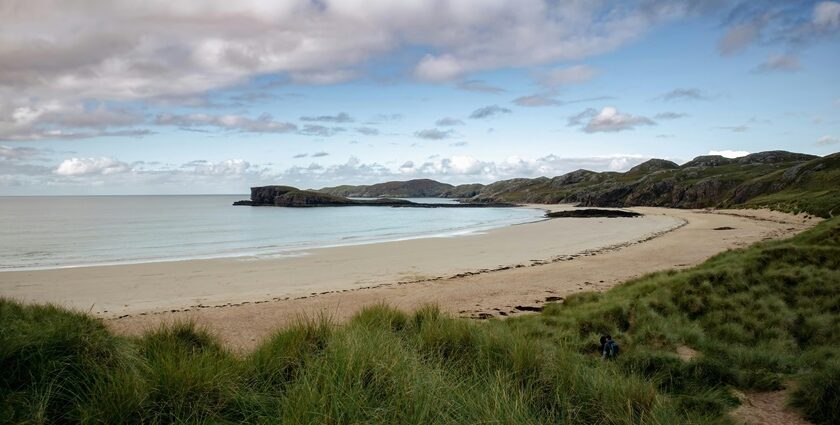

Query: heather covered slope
[2,217,838,424]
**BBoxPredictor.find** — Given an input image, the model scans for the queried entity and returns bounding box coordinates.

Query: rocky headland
[316,150,839,217]
[233,185,517,208]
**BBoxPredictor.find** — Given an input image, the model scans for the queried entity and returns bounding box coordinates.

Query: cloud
[355,126,380,136]
[155,113,297,133]
[717,125,749,132]
[414,128,455,140]
[569,107,655,133]
[2,1,688,105]
[708,150,750,158]
[54,157,131,176]
[435,117,465,126]
[658,88,708,101]
[0,102,149,141]
[182,159,252,177]
[298,124,345,137]
[516,95,616,107]
[0,1,693,140]
[469,105,512,119]
[535,65,598,87]
[456,80,505,93]
[817,135,839,145]
[0,145,44,161]
[450,141,468,147]
[718,22,761,56]
[392,154,651,181]
[715,2,840,57]
[753,53,801,73]
[311,151,329,157]
[513,95,560,107]
[299,112,354,123]
[293,153,308,158]
[368,114,403,123]
[814,1,840,29]
[654,112,687,120]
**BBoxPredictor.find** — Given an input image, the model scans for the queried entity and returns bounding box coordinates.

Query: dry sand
[1,206,819,351]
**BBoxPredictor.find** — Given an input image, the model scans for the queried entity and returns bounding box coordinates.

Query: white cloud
[54,157,131,176]
[155,113,297,133]
[0,1,687,103]
[817,135,839,145]
[184,159,252,177]
[708,150,749,158]
[570,106,655,133]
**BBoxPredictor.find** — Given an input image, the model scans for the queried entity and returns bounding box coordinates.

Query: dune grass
[2,217,838,424]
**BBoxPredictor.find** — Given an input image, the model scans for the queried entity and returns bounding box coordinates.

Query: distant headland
[233,185,517,208]
[236,150,839,216]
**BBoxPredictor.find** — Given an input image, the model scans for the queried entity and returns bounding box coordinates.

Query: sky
[1,0,839,195]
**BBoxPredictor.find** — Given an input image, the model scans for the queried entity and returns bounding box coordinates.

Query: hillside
[3,216,837,424]
[318,151,840,217]
[317,179,457,197]
[467,151,838,217]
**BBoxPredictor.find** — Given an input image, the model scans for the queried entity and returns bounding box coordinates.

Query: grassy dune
[2,218,839,424]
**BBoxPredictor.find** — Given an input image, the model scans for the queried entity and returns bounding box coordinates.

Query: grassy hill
[317,151,840,218]
[3,216,838,424]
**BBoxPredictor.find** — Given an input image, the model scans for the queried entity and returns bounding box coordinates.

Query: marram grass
[2,217,838,424]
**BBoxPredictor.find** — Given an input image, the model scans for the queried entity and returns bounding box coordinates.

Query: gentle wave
[0,195,545,271]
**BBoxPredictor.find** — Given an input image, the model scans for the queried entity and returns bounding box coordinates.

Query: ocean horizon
[0,195,545,271]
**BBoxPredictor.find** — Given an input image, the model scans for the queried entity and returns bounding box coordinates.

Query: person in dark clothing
[600,334,620,359]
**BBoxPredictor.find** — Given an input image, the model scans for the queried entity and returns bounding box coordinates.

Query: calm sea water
[0,196,544,271]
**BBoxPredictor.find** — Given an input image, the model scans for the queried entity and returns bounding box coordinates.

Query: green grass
[3,218,839,424]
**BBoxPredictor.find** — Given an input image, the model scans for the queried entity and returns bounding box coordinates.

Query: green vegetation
[3,218,838,424]
[320,151,840,217]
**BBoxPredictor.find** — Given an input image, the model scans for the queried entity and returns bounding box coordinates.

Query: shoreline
[0,205,548,273]
[2,206,820,351]
[1,204,677,316]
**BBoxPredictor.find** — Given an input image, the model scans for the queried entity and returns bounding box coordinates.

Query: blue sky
[1,0,839,195]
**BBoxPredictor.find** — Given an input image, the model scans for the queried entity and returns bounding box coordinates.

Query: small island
[233,185,518,208]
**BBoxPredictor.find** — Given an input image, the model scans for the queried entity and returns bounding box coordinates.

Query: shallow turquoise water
[0,196,544,270]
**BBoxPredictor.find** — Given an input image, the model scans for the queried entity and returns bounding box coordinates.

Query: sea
[0,195,545,271]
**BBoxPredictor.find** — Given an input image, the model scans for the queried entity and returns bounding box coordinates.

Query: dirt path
[108,208,817,351]
[730,386,812,425]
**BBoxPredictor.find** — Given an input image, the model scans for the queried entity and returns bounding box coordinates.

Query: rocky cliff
[236,186,515,208]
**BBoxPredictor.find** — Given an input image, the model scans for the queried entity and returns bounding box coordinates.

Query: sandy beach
[1,206,819,350]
